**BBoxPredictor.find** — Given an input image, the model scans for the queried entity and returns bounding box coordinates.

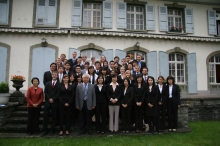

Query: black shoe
[87,131,93,135]
[41,131,48,137]
[78,131,86,136]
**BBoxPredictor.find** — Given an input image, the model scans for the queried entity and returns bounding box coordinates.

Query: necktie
[59,75,62,83]
[52,82,55,88]
[84,84,88,100]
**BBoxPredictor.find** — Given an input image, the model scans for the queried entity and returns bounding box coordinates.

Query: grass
[0,121,220,146]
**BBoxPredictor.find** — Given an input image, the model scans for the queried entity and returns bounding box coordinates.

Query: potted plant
[170,26,182,32]
[0,82,11,105]
[11,75,26,94]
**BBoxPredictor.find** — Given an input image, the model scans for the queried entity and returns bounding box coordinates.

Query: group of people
[26,51,181,136]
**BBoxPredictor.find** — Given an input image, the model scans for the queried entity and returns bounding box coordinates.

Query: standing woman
[88,66,98,85]
[101,67,110,85]
[69,73,76,85]
[26,77,44,135]
[133,74,146,133]
[121,78,133,133]
[166,76,181,132]
[157,76,167,133]
[58,74,74,136]
[94,76,108,134]
[145,76,158,134]
[107,74,121,133]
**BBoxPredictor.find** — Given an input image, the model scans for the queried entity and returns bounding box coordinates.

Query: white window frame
[168,9,183,32]
[169,53,185,84]
[209,54,220,84]
[81,49,102,62]
[127,51,146,62]
[82,3,102,28]
[127,5,144,30]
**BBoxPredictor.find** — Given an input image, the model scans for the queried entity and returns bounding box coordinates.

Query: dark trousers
[27,108,40,133]
[134,104,144,131]
[157,103,166,131]
[131,105,135,124]
[79,100,92,132]
[121,105,132,131]
[95,103,107,132]
[59,104,71,131]
[147,116,157,132]
[42,105,57,132]
[167,98,178,129]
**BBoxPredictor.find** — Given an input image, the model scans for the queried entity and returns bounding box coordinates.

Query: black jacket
[107,83,122,105]
[43,71,52,86]
[58,84,74,106]
[166,84,181,105]
[133,83,146,103]
[145,85,158,116]
[44,81,60,107]
[94,84,108,104]
[157,84,167,104]
[121,87,133,106]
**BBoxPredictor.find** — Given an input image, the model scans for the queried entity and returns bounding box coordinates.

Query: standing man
[76,74,96,135]
[43,63,57,86]
[142,67,149,85]
[125,55,131,65]
[136,54,146,72]
[68,51,78,68]
[57,66,64,84]
[60,54,66,65]
[41,71,60,136]
[72,56,85,73]
[114,56,122,68]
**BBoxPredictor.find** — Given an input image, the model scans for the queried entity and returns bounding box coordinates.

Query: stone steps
[16,105,45,111]
[6,116,44,124]
[12,111,44,116]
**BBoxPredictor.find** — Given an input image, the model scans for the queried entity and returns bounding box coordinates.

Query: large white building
[0,0,220,95]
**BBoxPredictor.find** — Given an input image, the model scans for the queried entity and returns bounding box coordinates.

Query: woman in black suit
[58,74,74,136]
[121,78,133,133]
[145,76,158,134]
[101,67,110,85]
[94,76,108,134]
[133,74,146,133]
[107,74,121,133]
[124,70,135,87]
[166,76,181,132]
[157,76,167,133]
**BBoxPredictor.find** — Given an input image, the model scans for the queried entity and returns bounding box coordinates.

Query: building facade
[0,0,220,94]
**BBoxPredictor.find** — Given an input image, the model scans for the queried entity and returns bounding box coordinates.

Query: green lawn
[0,121,220,146]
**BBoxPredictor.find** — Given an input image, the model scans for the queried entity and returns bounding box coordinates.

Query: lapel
[171,84,176,96]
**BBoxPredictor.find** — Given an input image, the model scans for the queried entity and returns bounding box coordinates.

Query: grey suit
[75,83,96,111]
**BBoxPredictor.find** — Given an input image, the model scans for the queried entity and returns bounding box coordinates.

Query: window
[209,54,220,83]
[81,49,102,61]
[127,5,144,30]
[169,53,185,83]
[127,51,146,62]
[0,0,10,25]
[168,9,183,32]
[82,3,102,28]
[35,0,58,26]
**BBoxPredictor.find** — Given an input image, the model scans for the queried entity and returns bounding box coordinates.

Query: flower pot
[0,93,11,105]
[11,80,25,94]
[170,29,182,33]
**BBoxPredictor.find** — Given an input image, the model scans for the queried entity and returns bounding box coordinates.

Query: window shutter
[187,53,197,94]
[36,0,46,25]
[147,51,157,79]
[103,1,112,28]
[46,0,57,25]
[185,8,194,33]
[72,0,82,27]
[0,46,7,82]
[207,10,217,35]
[0,0,9,24]
[159,6,168,31]
[102,49,113,62]
[117,2,126,29]
[115,49,126,59]
[69,48,80,59]
[159,51,169,78]
[145,4,155,30]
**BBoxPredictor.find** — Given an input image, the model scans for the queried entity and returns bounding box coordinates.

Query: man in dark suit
[41,71,60,136]
[137,54,146,72]
[107,60,115,75]
[114,56,122,68]
[68,51,78,68]
[76,74,96,135]
[95,61,102,75]
[142,67,149,85]
[74,65,83,76]
[43,63,57,86]
[121,58,128,70]
[63,62,72,75]
[57,66,64,84]
[132,65,142,82]
[72,56,85,73]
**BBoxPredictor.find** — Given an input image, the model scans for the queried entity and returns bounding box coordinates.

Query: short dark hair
[75,65,81,68]
[133,60,138,63]
[158,75,164,80]
[110,60,114,64]
[58,66,64,70]
[65,62,71,66]
[96,75,104,84]
[31,77,40,85]
[50,63,57,67]
[78,56,82,59]
[52,71,58,75]
[167,76,175,84]
[126,55,130,58]
[114,56,120,60]
[95,61,101,65]
[111,74,118,78]
[142,67,148,71]
[63,74,69,79]
[84,62,90,65]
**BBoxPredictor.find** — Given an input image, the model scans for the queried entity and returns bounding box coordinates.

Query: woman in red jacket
[26,77,44,135]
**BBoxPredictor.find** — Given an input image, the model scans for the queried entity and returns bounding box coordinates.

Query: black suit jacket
[166,84,181,105]
[138,61,147,72]
[107,83,122,105]
[68,58,78,68]
[58,83,74,106]
[157,84,167,104]
[132,73,143,83]
[94,84,108,104]
[133,83,146,103]
[44,81,60,107]
[121,87,133,106]
[72,64,85,73]
[145,85,158,116]
[43,71,52,86]
[63,70,72,76]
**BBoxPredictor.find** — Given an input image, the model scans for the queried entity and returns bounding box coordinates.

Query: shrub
[0,82,9,93]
